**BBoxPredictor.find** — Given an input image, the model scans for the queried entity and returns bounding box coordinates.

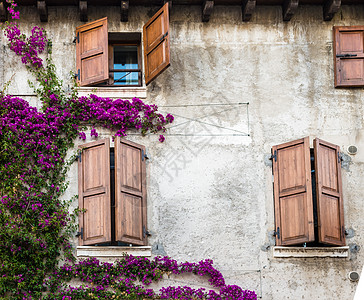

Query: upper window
[333,26,364,87]
[75,3,170,87]
[77,137,148,246]
[271,137,345,247]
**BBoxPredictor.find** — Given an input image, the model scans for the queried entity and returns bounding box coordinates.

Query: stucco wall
[2,4,364,299]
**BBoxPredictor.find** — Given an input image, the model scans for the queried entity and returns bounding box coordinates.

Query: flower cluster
[6,0,19,19]
[4,23,47,68]
[70,95,174,140]
[44,256,257,300]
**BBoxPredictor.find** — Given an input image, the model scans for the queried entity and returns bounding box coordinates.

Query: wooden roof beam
[202,1,214,22]
[323,0,341,21]
[0,1,7,22]
[242,0,256,22]
[79,1,87,22]
[121,0,128,22]
[283,0,299,21]
[37,0,47,22]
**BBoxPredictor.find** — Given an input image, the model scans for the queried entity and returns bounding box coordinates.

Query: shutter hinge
[270,150,277,162]
[73,32,79,43]
[77,151,82,163]
[342,226,346,239]
[76,227,84,239]
[143,226,151,238]
[75,69,80,81]
[274,227,280,239]
[141,149,149,161]
[338,152,342,164]
[160,32,168,41]
[336,54,357,58]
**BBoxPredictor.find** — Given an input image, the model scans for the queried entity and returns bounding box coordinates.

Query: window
[271,137,345,247]
[75,3,170,87]
[333,26,364,87]
[77,137,148,246]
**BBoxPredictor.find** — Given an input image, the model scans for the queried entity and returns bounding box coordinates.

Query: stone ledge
[77,87,147,99]
[77,246,152,259]
[273,246,349,258]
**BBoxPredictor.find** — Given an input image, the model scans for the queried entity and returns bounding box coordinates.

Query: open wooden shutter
[314,138,345,246]
[143,3,170,85]
[334,26,364,87]
[78,139,111,245]
[272,137,314,246]
[114,137,147,245]
[76,17,109,86]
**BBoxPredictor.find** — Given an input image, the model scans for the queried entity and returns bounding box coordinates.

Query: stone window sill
[77,246,152,260]
[77,87,147,99]
[273,246,349,258]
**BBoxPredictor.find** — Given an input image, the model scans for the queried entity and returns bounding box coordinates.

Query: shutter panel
[314,138,345,246]
[334,26,364,87]
[272,137,314,246]
[76,17,109,86]
[114,137,147,245]
[143,3,170,85]
[78,139,111,245]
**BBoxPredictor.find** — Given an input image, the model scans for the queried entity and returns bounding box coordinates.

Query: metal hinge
[141,149,149,161]
[270,150,277,162]
[336,54,357,58]
[143,226,151,238]
[76,227,84,239]
[273,227,280,240]
[77,151,82,163]
[160,32,168,41]
[75,69,80,81]
[73,32,79,43]
[338,152,342,164]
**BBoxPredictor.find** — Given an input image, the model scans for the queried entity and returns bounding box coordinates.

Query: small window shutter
[314,138,345,246]
[272,137,315,246]
[76,17,109,86]
[143,3,170,85]
[78,139,111,245]
[114,137,147,245]
[334,26,364,87]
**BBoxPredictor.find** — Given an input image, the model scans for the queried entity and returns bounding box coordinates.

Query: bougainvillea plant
[0,1,257,299]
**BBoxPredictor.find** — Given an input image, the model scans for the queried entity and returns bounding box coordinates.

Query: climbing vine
[0,1,257,299]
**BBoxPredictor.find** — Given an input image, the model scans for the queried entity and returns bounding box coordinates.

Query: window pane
[113,45,139,85]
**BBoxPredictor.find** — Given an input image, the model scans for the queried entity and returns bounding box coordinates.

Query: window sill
[273,246,349,258]
[77,87,147,99]
[77,246,152,260]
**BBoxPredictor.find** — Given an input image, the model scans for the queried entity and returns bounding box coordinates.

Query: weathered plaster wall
[2,4,364,299]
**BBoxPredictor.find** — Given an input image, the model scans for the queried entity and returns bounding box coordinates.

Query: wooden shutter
[143,3,170,85]
[314,138,345,246]
[334,26,364,87]
[76,17,109,86]
[78,139,111,245]
[114,137,147,245]
[272,137,314,246]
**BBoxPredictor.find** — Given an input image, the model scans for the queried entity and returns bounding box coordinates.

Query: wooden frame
[107,42,142,87]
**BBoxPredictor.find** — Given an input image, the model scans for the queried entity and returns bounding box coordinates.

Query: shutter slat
[272,137,314,246]
[314,138,345,246]
[76,17,109,86]
[78,139,111,245]
[115,137,147,245]
[143,3,170,85]
[334,26,364,87]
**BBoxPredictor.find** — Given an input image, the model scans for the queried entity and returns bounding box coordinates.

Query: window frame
[107,42,143,87]
[77,137,148,247]
[271,137,346,247]
[75,2,170,87]
[333,25,364,87]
